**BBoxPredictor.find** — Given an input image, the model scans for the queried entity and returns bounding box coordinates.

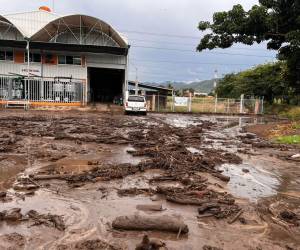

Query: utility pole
[213,69,218,90]
[134,66,138,95]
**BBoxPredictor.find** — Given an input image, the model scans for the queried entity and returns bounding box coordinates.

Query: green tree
[216,62,289,103]
[197,0,300,103]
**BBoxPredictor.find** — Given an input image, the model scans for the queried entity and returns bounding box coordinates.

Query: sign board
[20,65,41,76]
[174,97,188,107]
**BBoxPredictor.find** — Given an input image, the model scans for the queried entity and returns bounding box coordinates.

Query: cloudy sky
[0,0,277,83]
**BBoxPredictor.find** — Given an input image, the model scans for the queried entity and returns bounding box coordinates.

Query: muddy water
[0,155,27,191]
[0,112,299,250]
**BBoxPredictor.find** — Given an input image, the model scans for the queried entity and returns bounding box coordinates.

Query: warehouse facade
[0,8,129,106]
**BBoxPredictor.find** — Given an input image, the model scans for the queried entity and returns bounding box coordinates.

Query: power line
[131,45,274,58]
[120,29,199,39]
[131,58,275,66]
[130,38,269,52]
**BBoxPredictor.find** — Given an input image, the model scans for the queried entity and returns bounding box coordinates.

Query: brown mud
[0,111,299,250]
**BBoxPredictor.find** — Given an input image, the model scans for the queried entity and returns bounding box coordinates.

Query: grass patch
[276,135,300,144]
[292,122,300,129]
[265,104,300,121]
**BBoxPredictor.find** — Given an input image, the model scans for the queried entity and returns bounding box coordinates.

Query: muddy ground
[0,110,299,250]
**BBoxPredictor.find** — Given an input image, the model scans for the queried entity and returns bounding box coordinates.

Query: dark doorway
[88,67,124,103]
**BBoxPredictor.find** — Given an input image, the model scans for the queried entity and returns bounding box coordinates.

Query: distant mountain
[144,79,218,93]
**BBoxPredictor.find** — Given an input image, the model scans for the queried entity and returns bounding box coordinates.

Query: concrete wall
[0,61,87,80]
[0,52,127,79]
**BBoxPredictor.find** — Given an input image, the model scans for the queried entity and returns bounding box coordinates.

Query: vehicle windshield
[128,96,145,102]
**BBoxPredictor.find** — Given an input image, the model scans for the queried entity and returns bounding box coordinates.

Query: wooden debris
[112,214,189,234]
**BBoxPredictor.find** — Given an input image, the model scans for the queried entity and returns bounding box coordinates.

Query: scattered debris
[74,239,123,250]
[0,208,65,231]
[136,235,166,250]
[227,209,243,224]
[26,210,65,231]
[279,210,299,226]
[136,204,164,212]
[203,245,223,250]
[117,188,154,197]
[1,208,22,221]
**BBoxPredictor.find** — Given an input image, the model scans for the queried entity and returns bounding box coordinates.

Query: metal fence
[0,75,84,104]
[145,94,264,114]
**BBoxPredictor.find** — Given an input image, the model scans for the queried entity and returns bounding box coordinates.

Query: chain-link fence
[145,94,264,114]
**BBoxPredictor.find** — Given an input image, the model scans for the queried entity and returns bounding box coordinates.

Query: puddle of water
[0,155,27,191]
[156,114,203,128]
[157,113,274,129]
[55,145,143,174]
[219,163,280,202]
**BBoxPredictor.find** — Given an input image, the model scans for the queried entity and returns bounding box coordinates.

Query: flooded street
[0,111,299,250]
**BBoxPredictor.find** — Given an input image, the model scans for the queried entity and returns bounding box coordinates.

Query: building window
[44,54,54,64]
[0,50,14,61]
[73,56,81,65]
[6,51,13,61]
[58,55,81,65]
[58,55,66,64]
[25,53,41,63]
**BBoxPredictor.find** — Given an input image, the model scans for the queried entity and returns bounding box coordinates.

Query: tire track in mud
[36,193,92,250]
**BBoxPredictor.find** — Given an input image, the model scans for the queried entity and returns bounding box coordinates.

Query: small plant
[276,135,300,144]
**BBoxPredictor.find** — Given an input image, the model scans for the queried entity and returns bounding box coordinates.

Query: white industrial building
[0,7,129,106]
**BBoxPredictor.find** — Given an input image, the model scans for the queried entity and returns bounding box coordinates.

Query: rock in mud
[136,235,166,250]
[0,191,6,198]
[279,210,299,225]
[3,208,22,221]
[112,214,189,234]
[242,168,250,173]
[211,172,230,182]
[203,245,223,250]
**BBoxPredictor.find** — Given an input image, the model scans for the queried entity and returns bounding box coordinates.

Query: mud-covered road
[0,110,299,250]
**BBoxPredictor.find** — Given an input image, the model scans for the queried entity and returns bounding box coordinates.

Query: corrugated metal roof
[0,10,128,47]
[3,10,59,38]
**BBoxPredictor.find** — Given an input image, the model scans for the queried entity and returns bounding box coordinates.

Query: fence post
[188,92,192,112]
[240,94,244,114]
[152,94,156,111]
[214,94,218,113]
[261,97,264,114]
[227,98,230,113]
[157,93,160,112]
[254,99,259,114]
[172,90,175,112]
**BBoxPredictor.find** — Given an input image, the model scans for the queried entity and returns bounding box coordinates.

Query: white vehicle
[124,95,147,115]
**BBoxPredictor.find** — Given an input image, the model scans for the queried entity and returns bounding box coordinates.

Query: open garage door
[88,67,124,103]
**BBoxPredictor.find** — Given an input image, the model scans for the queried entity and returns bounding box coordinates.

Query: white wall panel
[0,62,20,75]
[0,61,87,80]
[86,54,126,69]
[42,64,87,80]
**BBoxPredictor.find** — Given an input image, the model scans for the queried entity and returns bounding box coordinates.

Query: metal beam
[61,18,79,43]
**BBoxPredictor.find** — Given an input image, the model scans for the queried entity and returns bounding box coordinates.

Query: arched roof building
[0,9,129,106]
